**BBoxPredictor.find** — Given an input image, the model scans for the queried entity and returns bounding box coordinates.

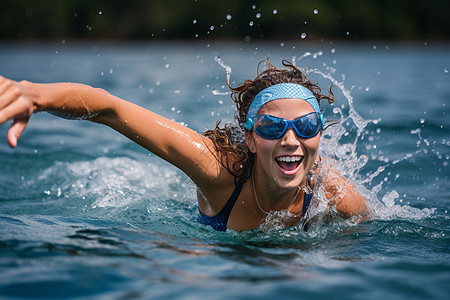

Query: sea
[0,40,449,299]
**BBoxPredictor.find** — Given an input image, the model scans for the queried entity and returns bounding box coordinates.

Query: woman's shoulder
[320,167,370,221]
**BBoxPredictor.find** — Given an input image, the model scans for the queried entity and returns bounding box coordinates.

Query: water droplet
[171,107,176,111]
[346,31,350,35]
[109,68,113,74]
[280,42,285,47]
[313,9,319,14]
[252,5,256,9]
[331,48,336,53]
[420,118,425,124]
[226,14,232,20]
[249,21,254,26]
[193,19,197,24]
[444,68,448,73]
[273,9,278,14]
[256,13,261,18]
[174,90,181,94]
[210,25,215,30]
[365,87,370,92]
[301,33,307,39]
[98,10,102,15]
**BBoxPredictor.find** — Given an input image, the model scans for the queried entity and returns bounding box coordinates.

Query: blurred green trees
[1,0,448,41]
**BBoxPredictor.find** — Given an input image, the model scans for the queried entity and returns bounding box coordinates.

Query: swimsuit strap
[197,184,243,231]
[300,174,313,231]
[302,174,313,215]
[218,183,243,221]
[302,192,312,216]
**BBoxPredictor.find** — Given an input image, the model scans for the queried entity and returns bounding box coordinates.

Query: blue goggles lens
[252,112,322,140]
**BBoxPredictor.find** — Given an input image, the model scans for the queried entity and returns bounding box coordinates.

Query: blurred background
[1,0,449,42]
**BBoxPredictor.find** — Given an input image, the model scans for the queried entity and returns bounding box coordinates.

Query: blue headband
[243,83,324,130]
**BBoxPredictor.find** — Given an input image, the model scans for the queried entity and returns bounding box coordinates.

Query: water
[0,41,449,299]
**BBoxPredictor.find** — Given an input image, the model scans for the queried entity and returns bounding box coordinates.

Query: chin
[273,171,307,190]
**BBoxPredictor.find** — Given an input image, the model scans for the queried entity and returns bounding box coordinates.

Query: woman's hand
[0,76,38,147]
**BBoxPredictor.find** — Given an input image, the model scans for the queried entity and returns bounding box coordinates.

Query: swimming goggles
[247,112,323,140]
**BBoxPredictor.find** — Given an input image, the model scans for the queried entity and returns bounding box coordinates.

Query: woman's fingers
[0,76,35,147]
[7,116,29,148]
[2,99,31,147]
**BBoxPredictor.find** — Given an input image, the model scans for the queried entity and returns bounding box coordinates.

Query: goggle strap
[243,118,254,130]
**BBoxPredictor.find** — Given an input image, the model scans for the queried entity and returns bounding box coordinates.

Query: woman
[0,60,369,232]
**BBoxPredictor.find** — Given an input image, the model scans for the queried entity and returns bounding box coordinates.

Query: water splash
[26,157,197,226]
[214,56,232,84]
[291,52,435,224]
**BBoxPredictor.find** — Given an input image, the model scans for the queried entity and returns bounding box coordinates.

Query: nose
[280,128,301,147]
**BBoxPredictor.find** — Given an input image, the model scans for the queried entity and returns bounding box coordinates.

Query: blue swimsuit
[197,184,312,232]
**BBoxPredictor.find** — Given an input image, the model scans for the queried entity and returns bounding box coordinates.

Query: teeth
[276,156,302,163]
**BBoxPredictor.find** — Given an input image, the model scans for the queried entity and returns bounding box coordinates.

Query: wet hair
[202,60,335,185]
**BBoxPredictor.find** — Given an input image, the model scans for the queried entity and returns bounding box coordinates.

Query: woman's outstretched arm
[0,76,221,184]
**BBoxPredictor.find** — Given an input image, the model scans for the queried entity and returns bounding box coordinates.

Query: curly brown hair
[203,60,335,185]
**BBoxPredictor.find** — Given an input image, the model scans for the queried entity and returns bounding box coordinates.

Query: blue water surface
[0,41,449,300]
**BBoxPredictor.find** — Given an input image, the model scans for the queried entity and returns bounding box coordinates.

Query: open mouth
[275,156,303,173]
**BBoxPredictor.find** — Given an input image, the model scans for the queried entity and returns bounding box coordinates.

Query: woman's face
[246,98,321,190]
